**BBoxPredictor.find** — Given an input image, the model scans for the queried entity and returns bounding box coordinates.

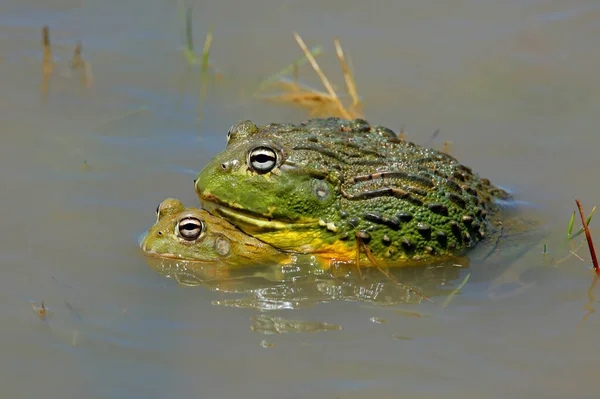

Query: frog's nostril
[220,160,239,172]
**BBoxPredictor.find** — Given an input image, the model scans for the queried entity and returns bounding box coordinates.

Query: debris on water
[578,273,598,331]
[369,317,387,324]
[260,339,276,348]
[394,309,428,318]
[31,300,49,321]
[71,330,79,347]
[64,301,83,322]
[392,335,413,341]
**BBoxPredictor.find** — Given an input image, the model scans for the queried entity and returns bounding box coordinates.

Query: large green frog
[195,117,512,266]
[140,198,289,267]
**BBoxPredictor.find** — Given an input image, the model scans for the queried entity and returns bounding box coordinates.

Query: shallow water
[2,0,600,398]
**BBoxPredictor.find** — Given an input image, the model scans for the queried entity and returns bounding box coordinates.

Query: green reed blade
[201,25,213,73]
[441,273,471,308]
[567,210,575,238]
[572,205,596,239]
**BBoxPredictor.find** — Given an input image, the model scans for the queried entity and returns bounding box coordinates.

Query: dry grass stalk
[71,41,94,88]
[293,33,340,103]
[41,26,93,101]
[41,26,53,101]
[42,26,53,75]
[443,141,451,153]
[257,33,363,119]
[334,37,361,111]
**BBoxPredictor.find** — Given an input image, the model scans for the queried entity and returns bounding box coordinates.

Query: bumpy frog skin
[195,118,511,265]
[140,199,288,267]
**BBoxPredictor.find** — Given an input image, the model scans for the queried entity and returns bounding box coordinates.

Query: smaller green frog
[140,199,290,267]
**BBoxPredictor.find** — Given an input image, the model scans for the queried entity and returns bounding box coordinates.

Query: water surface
[1,1,600,398]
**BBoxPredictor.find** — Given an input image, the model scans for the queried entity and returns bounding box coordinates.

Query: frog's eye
[176,217,205,241]
[155,203,160,215]
[248,146,277,174]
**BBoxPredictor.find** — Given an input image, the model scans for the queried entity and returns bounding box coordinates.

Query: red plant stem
[576,199,600,275]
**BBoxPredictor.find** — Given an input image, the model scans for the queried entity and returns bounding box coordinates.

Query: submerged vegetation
[41,25,93,102]
[575,200,599,274]
[179,1,214,74]
[549,201,598,273]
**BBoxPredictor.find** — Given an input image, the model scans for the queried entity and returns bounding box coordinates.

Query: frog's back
[282,118,511,263]
[196,117,512,266]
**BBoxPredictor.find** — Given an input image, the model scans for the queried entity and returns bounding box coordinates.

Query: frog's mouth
[200,192,319,232]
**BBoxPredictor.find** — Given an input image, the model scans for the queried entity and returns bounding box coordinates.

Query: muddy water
[1,0,600,398]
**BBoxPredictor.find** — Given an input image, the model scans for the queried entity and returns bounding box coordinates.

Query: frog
[194,117,513,266]
[139,198,290,267]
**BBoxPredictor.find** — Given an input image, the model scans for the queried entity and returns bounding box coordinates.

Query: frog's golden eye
[176,217,205,241]
[248,146,277,174]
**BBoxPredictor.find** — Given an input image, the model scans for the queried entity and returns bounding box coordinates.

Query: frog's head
[194,120,343,251]
[140,198,283,265]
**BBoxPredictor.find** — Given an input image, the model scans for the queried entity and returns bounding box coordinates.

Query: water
[1,0,600,398]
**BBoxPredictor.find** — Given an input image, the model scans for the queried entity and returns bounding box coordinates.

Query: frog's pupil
[253,154,273,163]
[249,147,276,173]
[178,218,204,240]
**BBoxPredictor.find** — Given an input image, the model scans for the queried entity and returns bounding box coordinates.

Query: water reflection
[250,314,343,335]
[144,256,467,311]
